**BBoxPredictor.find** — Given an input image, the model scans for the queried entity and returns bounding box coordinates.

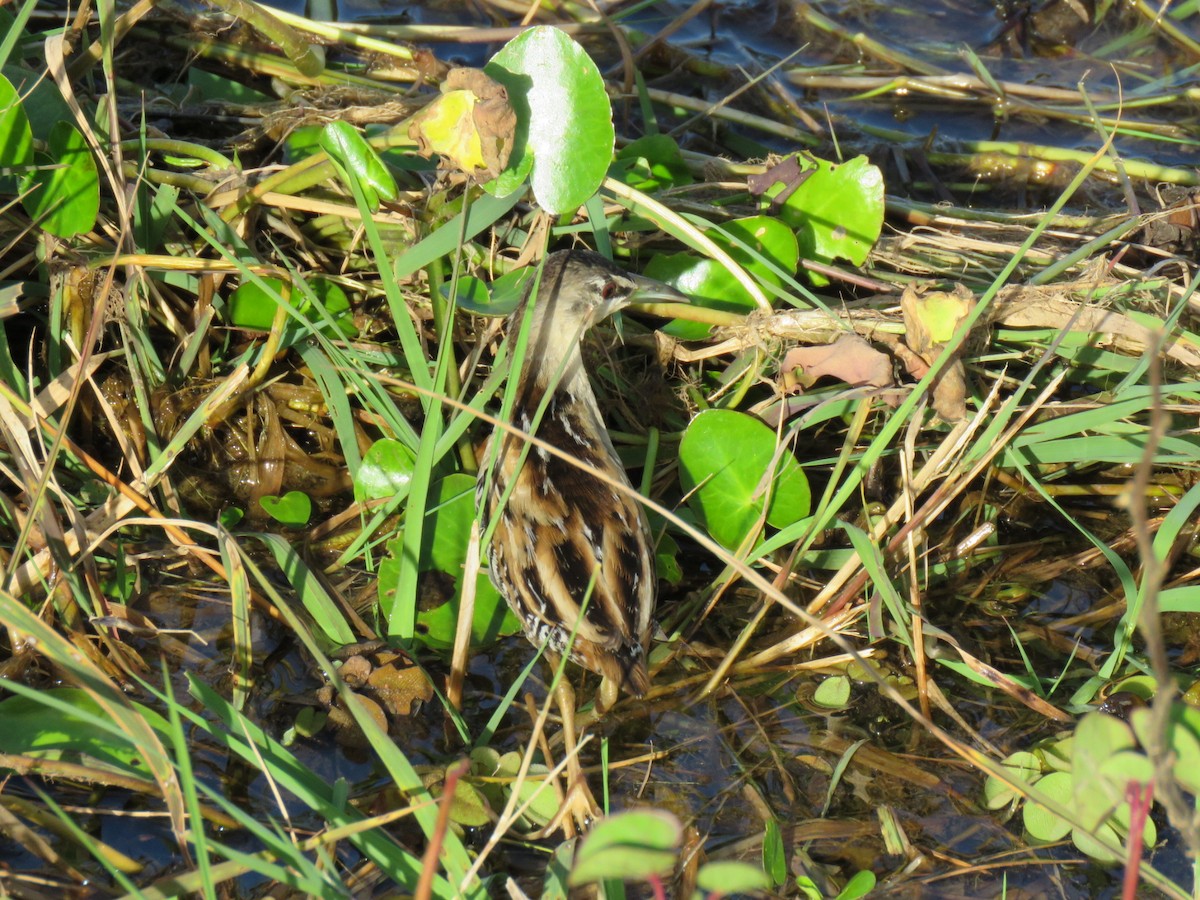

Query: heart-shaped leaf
[259,491,312,527]
[678,409,811,549]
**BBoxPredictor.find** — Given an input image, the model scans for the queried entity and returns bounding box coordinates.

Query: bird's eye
[600,280,617,300]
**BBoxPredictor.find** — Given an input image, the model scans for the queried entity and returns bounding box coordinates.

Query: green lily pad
[227,276,354,338]
[1023,770,1071,842]
[761,154,884,287]
[812,675,851,709]
[678,409,811,550]
[983,750,1042,809]
[485,26,614,213]
[611,133,693,191]
[356,438,417,503]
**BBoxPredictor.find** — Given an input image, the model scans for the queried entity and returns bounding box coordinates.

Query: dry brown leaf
[407,67,516,180]
[781,333,893,394]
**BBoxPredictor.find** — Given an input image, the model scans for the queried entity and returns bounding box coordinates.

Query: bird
[476,248,688,832]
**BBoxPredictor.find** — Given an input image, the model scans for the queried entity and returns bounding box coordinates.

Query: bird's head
[528,249,690,329]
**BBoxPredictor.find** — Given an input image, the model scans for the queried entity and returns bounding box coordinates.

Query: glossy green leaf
[612,133,693,191]
[259,491,312,526]
[319,119,398,208]
[764,154,884,287]
[834,870,878,900]
[0,71,32,167]
[485,26,614,213]
[1072,711,1137,830]
[0,688,170,771]
[678,409,811,549]
[568,810,681,885]
[648,216,797,340]
[21,120,99,238]
[441,274,492,314]
[356,438,417,503]
[485,266,533,316]
[227,276,354,337]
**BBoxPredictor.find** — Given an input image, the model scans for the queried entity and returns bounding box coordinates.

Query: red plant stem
[415,758,471,900]
[1122,780,1154,900]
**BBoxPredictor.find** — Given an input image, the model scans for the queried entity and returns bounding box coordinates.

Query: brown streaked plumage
[476,249,687,831]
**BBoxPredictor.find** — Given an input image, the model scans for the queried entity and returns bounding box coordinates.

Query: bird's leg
[574,674,620,731]
[550,670,601,836]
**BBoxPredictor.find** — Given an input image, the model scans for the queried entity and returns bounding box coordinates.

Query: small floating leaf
[259,491,312,526]
[569,810,681,885]
[758,154,884,287]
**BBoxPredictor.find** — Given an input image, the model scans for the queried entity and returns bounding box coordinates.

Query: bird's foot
[555,772,602,838]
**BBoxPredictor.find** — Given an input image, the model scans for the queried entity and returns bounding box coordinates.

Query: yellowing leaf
[408,68,516,180]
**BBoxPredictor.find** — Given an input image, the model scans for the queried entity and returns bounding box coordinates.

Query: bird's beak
[627,273,692,316]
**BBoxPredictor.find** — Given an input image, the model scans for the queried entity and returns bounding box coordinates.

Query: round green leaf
[834,869,878,900]
[612,133,693,191]
[356,438,416,503]
[568,809,682,886]
[0,72,33,168]
[259,491,312,526]
[227,277,285,330]
[983,750,1042,810]
[21,120,99,238]
[445,778,493,828]
[227,276,353,337]
[765,155,883,287]
[812,674,852,709]
[485,26,614,213]
[1071,821,1123,864]
[441,274,492,314]
[1022,770,1072,842]
[678,409,811,549]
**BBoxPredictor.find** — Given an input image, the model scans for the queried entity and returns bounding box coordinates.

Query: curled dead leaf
[407,67,516,180]
[899,283,976,422]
